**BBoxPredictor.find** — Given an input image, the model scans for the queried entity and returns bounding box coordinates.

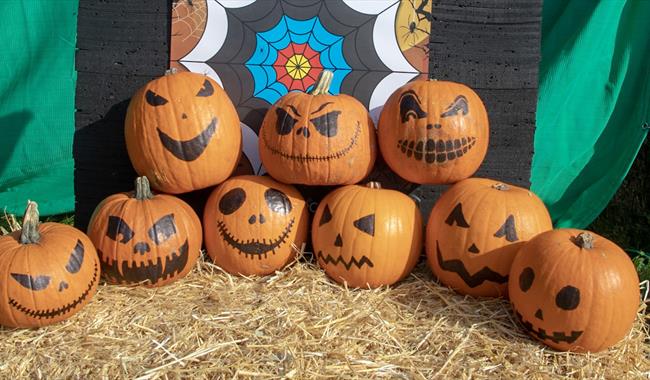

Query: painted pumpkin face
[259,70,376,185]
[426,178,552,297]
[0,202,100,328]
[378,79,489,184]
[125,70,242,194]
[312,182,422,288]
[87,177,202,287]
[204,175,309,276]
[509,229,640,352]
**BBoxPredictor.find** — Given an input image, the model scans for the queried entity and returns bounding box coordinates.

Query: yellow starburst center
[286,54,311,79]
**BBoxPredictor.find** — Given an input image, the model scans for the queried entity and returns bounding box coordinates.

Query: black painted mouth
[436,241,508,288]
[263,121,361,162]
[8,262,99,320]
[514,308,583,344]
[100,240,190,285]
[157,117,218,161]
[317,251,374,270]
[397,136,476,164]
[217,219,294,259]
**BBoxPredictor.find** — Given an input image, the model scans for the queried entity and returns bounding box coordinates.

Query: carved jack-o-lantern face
[259,71,376,185]
[0,202,100,328]
[378,79,489,184]
[88,177,202,287]
[204,175,309,276]
[312,182,422,288]
[426,178,552,297]
[125,71,242,194]
[509,229,640,352]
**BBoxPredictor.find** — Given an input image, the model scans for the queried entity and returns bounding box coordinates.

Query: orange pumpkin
[509,229,640,352]
[259,70,376,185]
[0,201,100,328]
[87,176,202,287]
[312,182,422,288]
[203,175,309,276]
[125,70,241,193]
[378,79,489,184]
[426,178,552,297]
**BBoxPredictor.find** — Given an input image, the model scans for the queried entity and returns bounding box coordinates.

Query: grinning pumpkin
[509,229,640,352]
[312,182,422,288]
[87,176,202,287]
[259,70,377,185]
[125,69,242,194]
[203,175,309,276]
[0,201,100,328]
[378,79,489,184]
[426,178,552,297]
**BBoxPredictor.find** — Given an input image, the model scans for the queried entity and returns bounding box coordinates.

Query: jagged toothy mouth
[217,219,294,259]
[317,251,374,270]
[397,136,476,164]
[8,262,99,319]
[99,240,190,285]
[263,122,361,162]
[514,309,583,344]
[436,241,508,288]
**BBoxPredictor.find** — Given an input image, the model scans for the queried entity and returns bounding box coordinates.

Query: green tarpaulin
[531,0,649,228]
[0,0,78,215]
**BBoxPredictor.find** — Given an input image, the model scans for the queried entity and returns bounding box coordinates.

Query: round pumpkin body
[204,175,309,276]
[259,71,376,185]
[125,70,241,193]
[426,178,552,297]
[0,202,100,328]
[509,229,640,352]
[87,177,202,287]
[312,182,422,288]
[378,79,489,184]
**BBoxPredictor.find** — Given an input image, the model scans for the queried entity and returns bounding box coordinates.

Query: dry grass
[0,250,647,380]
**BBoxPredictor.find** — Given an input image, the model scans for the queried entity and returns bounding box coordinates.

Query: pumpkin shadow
[0,110,34,181]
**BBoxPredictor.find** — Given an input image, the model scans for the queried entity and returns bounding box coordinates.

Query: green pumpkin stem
[19,200,41,244]
[134,176,154,200]
[492,183,510,191]
[309,70,333,95]
[575,232,594,250]
[366,182,382,189]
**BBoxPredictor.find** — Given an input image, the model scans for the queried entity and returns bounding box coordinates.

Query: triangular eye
[310,111,340,137]
[148,214,177,245]
[196,79,214,97]
[353,214,375,236]
[11,273,51,291]
[494,215,519,242]
[65,240,85,273]
[319,205,332,226]
[107,216,134,243]
[145,90,168,106]
[445,203,470,228]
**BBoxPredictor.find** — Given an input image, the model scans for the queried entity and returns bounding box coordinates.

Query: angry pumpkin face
[378,79,489,184]
[203,175,309,276]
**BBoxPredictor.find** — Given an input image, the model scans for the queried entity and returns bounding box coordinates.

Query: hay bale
[0,255,648,379]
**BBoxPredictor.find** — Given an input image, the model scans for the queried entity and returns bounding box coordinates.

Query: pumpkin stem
[309,70,333,95]
[134,176,154,200]
[366,182,382,189]
[19,200,41,244]
[165,67,179,76]
[574,232,594,250]
[492,183,510,191]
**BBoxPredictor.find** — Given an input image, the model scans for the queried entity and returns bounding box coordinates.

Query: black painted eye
[556,286,580,310]
[219,187,246,215]
[353,214,375,236]
[310,111,341,137]
[440,95,468,117]
[107,216,134,243]
[519,267,534,292]
[494,215,519,242]
[319,205,332,226]
[264,188,292,214]
[275,108,298,135]
[196,79,214,97]
[445,203,470,228]
[399,91,427,123]
[145,90,168,106]
[11,273,51,291]
[148,214,177,245]
[65,240,85,274]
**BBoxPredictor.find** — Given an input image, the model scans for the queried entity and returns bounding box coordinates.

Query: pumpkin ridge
[216,218,295,259]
